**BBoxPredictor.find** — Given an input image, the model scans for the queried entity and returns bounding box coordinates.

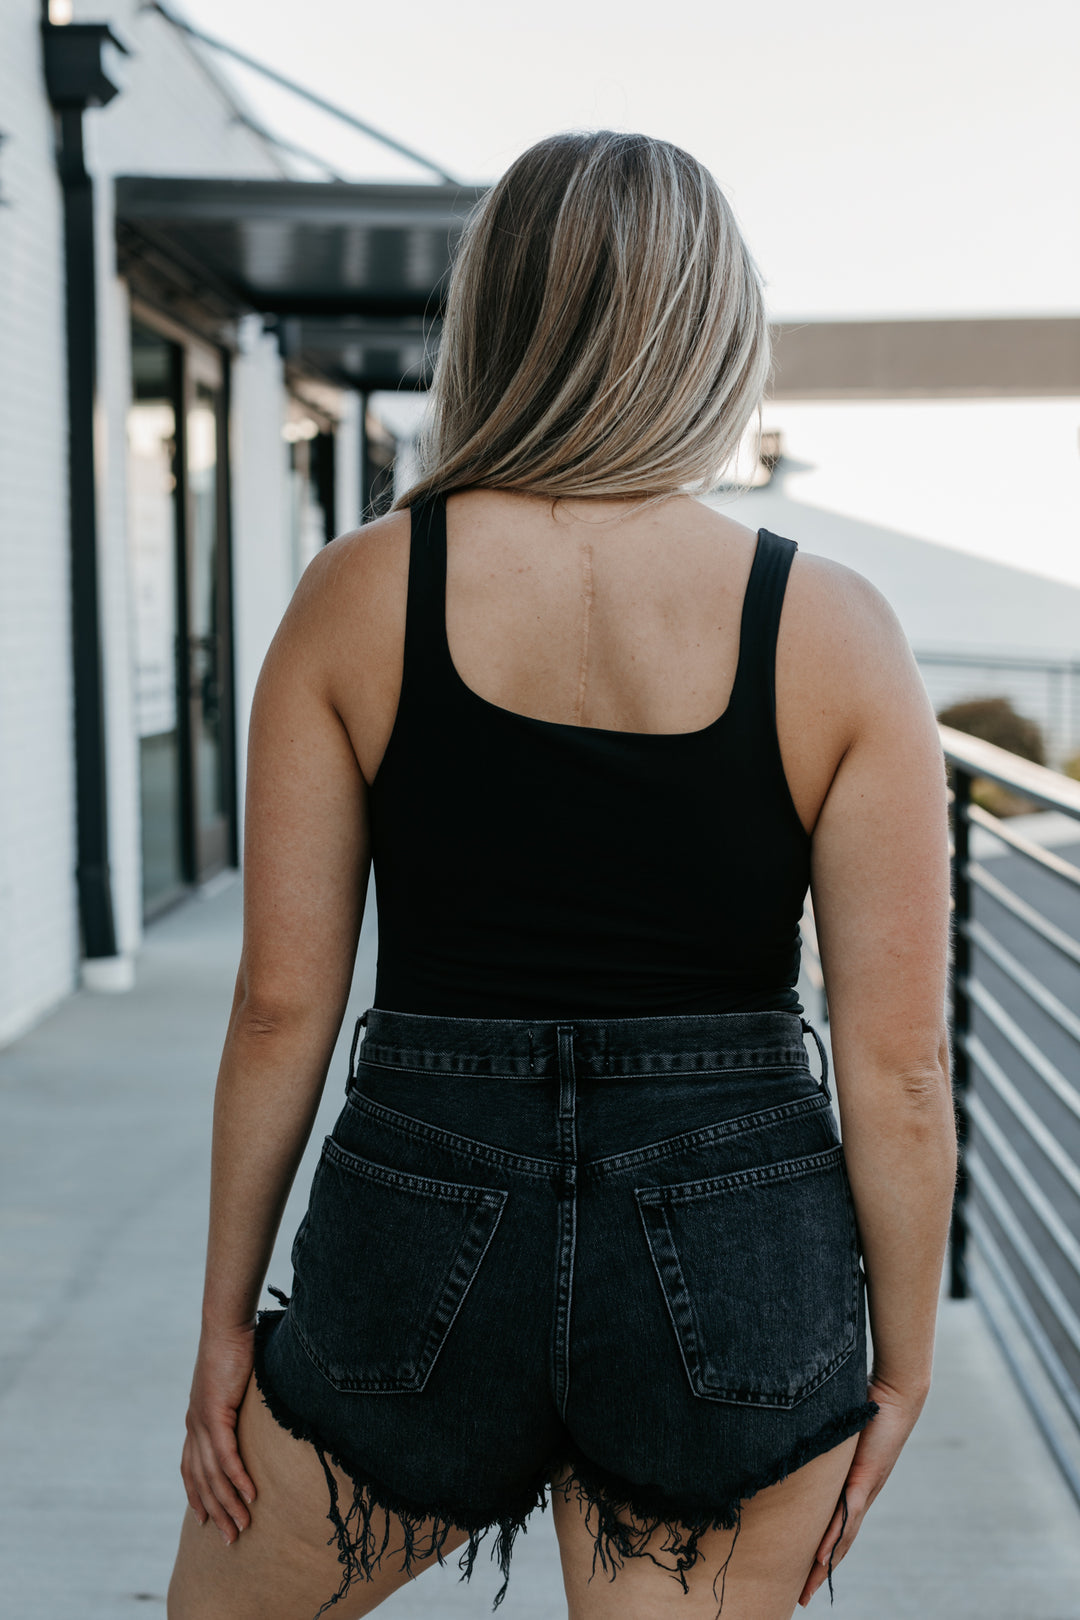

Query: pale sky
[176,0,1079,319]
[172,0,1080,586]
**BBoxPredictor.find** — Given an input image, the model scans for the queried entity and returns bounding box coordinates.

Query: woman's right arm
[796,568,959,1604]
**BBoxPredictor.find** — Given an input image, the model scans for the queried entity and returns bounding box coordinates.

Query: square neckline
[435,492,767,742]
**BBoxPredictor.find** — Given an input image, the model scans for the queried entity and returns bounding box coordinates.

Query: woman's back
[319,488,868,1016]
[173,131,956,1620]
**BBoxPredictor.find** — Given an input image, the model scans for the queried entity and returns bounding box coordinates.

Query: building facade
[0,1,360,1043]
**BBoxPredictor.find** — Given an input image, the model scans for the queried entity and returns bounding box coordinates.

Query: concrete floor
[1,875,1079,1618]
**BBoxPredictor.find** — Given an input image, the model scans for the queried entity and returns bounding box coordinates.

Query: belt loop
[555,1024,577,1121]
[800,1016,832,1100]
[347,1012,367,1091]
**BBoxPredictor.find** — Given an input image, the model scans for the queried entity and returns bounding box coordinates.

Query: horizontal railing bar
[967,1153,1080,1358]
[968,1093,1080,1279]
[969,862,1080,970]
[967,1210,1080,1504]
[964,802,1080,889]
[966,980,1080,1125]
[963,1032,1080,1202]
[965,921,1080,1048]
[968,1206,1080,1427]
[941,725,1080,817]
[926,651,1080,674]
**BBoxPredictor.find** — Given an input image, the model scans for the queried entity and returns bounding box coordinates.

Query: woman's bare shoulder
[785,549,914,679]
[283,509,412,663]
[773,545,926,795]
[307,508,412,597]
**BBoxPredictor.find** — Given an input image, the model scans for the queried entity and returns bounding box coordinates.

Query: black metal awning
[114,176,488,388]
[115,178,1080,398]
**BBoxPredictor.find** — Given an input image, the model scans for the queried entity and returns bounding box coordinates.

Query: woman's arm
[797,566,958,1604]
[181,538,371,1545]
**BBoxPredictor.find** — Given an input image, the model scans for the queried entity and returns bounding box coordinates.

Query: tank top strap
[728,527,798,729]
[399,490,456,708]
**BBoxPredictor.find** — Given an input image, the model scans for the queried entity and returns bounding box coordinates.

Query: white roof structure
[715,471,1080,663]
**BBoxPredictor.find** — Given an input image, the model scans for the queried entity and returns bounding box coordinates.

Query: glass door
[128,314,237,917]
[128,322,185,917]
[183,342,232,880]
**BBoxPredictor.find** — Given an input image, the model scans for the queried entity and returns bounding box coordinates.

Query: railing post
[949,766,973,1299]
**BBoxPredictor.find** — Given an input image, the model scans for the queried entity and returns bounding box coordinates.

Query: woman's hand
[797,1375,929,1606]
[180,1322,259,1546]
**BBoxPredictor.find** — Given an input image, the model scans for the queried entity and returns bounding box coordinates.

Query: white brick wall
[0,5,80,1046]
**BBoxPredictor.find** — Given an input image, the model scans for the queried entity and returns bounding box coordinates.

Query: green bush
[937,695,1046,818]
[936,696,1046,764]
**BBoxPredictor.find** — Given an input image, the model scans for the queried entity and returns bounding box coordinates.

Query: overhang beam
[769,317,1080,399]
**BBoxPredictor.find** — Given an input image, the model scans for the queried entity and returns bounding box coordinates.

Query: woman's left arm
[181,539,371,1545]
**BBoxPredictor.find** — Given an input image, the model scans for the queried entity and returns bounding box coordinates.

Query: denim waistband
[349,1005,830,1093]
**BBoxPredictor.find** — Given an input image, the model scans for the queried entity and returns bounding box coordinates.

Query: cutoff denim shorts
[253,1007,879,1620]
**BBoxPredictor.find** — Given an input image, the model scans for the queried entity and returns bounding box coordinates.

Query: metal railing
[941,725,1080,1504]
[802,725,1080,1506]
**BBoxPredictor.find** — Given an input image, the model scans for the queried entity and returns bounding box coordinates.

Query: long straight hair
[393,130,773,510]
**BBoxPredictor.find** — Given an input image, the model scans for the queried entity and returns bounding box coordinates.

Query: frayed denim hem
[252,1301,551,1619]
[253,1295,878,1620]
[550,1398,878,1618]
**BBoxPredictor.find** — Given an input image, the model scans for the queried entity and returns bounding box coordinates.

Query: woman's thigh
[550,1432,859,1620]
[166,1370,472,1620]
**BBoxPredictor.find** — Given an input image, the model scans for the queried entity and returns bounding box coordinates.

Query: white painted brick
[0,2,80,1046]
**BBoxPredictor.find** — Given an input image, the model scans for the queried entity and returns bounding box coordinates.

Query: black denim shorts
[253,1008,878,1619]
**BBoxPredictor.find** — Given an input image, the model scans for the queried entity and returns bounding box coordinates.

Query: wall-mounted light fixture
[42,19,129,110]
[759,428,783,473]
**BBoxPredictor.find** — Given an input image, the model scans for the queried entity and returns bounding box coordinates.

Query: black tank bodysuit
[369,492,811,1018]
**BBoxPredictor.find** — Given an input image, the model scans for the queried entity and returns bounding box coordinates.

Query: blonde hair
[392,130,773,510]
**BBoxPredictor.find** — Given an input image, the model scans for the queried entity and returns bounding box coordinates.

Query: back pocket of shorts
[635,1143,859,1410]
[289,1136,508,1393]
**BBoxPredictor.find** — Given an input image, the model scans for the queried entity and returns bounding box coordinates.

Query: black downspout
[55,103,118,959]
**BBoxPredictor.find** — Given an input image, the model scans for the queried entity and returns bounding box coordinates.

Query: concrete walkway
[1,877,1079,1618]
